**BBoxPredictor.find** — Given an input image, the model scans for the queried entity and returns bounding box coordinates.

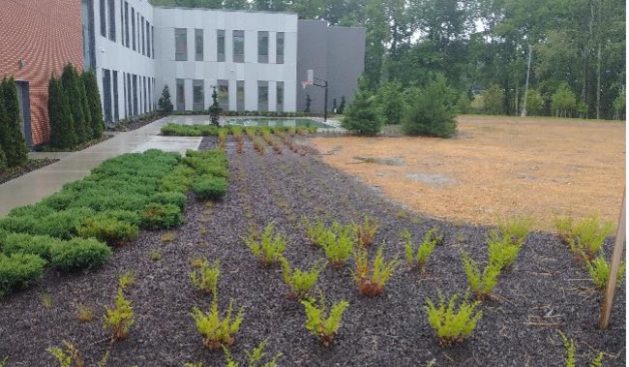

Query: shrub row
[171,109,312,118]
[161,124,317,137]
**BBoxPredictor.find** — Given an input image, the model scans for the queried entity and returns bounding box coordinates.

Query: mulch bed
[0,136,624,366]
[0,158,59,185]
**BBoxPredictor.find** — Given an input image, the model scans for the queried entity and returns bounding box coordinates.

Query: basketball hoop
[301,80,312,89]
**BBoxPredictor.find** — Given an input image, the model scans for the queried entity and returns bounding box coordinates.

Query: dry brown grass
[311,115,625,230]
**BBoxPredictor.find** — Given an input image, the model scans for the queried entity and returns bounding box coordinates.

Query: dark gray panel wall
[296,20,365,114]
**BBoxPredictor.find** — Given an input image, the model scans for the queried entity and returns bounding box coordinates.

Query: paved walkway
[0,116,202,216]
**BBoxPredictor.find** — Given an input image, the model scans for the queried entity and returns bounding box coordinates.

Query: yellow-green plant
[403,228,442,271]
[103,287,134,341]
[279,257,323,300]
[320,223,355,268]
[496,216,533,246]
[353,246,399,297]
[354,215,378,247]
[567,215,614,261]
[461,252,501,300]
[222,339,282,367]
[190,259,221,295]
[425,292,482,347]
[302,217,329,247]
[191,299,244,350]
[559,331,604,367]
[554,215,575,244]
[586,253,626,290]
[487,234,522,270]
[48,340,110,367]
[245,224,287,266]
[118,271,135,290]
[301,298,349,347]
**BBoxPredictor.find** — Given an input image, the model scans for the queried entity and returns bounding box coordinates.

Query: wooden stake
[598,191,626,329]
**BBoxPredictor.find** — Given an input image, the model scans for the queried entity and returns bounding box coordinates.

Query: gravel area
[0,135,624,366]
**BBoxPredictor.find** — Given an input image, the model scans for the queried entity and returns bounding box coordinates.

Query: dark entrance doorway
[15,81,33,149]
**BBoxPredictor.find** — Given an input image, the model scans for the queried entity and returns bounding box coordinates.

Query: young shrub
[341,86,383,136]
[192,175,228,201]
[77,304,94,322]
[425,292,482,347]
[48,341,109,367]
[354,215,378,247]
[567,215,614,261]
[497,216,533,246]
[586,253,626,290]
[141,203,183,230]
[118,271,135,290]
[76,216,139,246]
[401,74,457,138]
[302,217,328,247]
[191,299,244,350]
[149,250,162,262]
[245,224,287,267]
[461,252,501,300]
[1,233,61,260]
[0,77,29,167]
[554,215,575,244]
[403,228,442,271]
[558,331,604,367]
[279,257,323,300]
[320,223,355,268]
[158,85,174,114]
[49,238,112,272]
[103,287,134,341]
[353,246,399,297]
[301,298,349,347]
[150,191,187,210]
[190,259,221,295]
[0,253,46,297]
[222,339,282,367]
[487,233,522,271]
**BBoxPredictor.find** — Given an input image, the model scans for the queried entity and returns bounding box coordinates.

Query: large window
[195,29,204,61]
[124,2,129,48]
[126,73,132,117]
[276,81,284,112]
[151,26,155,58]
[218,80,229,111]
[108,0,115,41]
[131,7,136,51]
[217,30,225,62]
[132,75,138,115]
[120,0,124,46]
[175,28,187,61]
[102,69,112,123]
[143,77,147,114]
[141,16,145,55]
[276,32,284,64]
[233,30,244,63]
[258,31,269,63]
[113,70,119,121]
[100,0,106,37]
[176,79,185,111]
[146,21,151,58]
[236,81,245,112]
[193,80,204,111]
[258,81,268,112]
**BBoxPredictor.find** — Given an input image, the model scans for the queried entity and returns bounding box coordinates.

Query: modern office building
[0,1,365,147]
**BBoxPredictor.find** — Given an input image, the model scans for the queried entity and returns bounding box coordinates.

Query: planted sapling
[302,217,328,247]
[558,331,604,367]
[496,216,533,246]
[487,234,522,271]
[320,223,355,268]
[461,252,501,300]
[586,253,626,290]
[353,246,399,296]
[567,215,614,261]
[279,257,323,300]
[245,224,287,266]
[48,340,110,367]
[223,339,282,367]
[301,298,349,347]
[191,299,244,350]
[403,228,442,271]
[190,259,221,295]
[103,287,134,341]
[425,291,482,347]
[354,215,378,247]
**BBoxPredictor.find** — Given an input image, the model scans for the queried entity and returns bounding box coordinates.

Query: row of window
[176,80,284,112]
[101,69,155,124]
[175,29,284,64]
[100,0,154,58]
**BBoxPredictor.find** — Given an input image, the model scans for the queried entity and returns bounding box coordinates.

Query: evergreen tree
[342,84,383,136]
[82,70,104,139]
[158,85,174,114]
[376,81,405,124]
[79,74,93,139]
[61,64,89,144]
[0,77,28,167]
[48,75,77,149]
[208,86,221,126]
[401,74,457,138]
[482,85,503,115]
[551,82,577,118]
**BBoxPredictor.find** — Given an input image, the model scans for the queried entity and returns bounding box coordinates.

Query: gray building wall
[296,20,365,114]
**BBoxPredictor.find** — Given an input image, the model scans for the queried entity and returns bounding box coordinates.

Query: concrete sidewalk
[0,116,202,216]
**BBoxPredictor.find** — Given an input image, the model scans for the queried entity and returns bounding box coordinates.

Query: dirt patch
[311,115,626,229]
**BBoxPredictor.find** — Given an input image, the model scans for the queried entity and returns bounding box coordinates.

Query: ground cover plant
[354,215,378,247]
[425,292,482,347]
[161,124,316,138]
[461,252,501,300]
[403,228,442,272]
[190,259,221,295]
[103,287,134,341]
[319,222,355,268]
[555,215,614,261]
[245,224,287,266]
[352,246,399,296]
[301,297,349,347]
[279,257,323,300]
[191,299,244,350]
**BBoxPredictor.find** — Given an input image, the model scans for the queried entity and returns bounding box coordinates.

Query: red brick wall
[0,0,84,146]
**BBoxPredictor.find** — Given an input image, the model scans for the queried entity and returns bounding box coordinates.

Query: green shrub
[190,259,221,295]
[103,287,134,341]
[50,238,112,272]
[480,84,503,115]
[425,292,482,347]
[98,209,142,226]
[353,246,399,297]
[158,85,174,114]
[48,75,77,149]
[586,253,626,290]
[496,216,533,246]
[222,340,281,367]
[554,215,574,244]
[191,299,244,350]
[559,331,604,367]
[523,89,544,116]
[161,123,219,137]
[48,340,110,367]
[566,215,614,261]
[61,64,90,143]
[403,228,442,271]
[376,81,405,125]
[279,257,323,300]
[342,84,382,136]
[82,70,104,139]
[301,297,349,347]
[141,203,183,230]
[0,253,46,297]
[354,215,378,247]
[245,224,286,266]
[160,165,195,193]
[7,203,56,218]
[487,235,522,271]
[1,233,61,260]
[192,175,228,201]
[551,82,577,118]
[402,75,457,138]
[461,252,501,300]
[150,191,187,210]
[320,223,355,268]
[0,76,29,167]
[302,217,328,247]
[76,216,139,246]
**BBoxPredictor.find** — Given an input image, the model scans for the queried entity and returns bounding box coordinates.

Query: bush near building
[342,85,383,136]
[158,85,174,114]
[0,77,29,168]
[82,70,105,140]
[61,64,91,144]
[402,75,457,138]
[48,76,77,149]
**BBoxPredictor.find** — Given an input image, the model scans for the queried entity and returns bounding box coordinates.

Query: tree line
[151,0,625,120]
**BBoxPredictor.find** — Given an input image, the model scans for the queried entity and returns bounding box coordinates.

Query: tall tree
[82,70,104,139]
[48,76,77,149]
[61,64,89,144]
[0,77,28,167]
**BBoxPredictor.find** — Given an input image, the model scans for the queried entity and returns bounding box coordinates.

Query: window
[276,32,284,64]
[120,0,124,46]
[122,72,127,117]
[175,28,187,61]
[108,0,115,41]
[217,80,229,111]
[141,16,145,55]
[258,81,268,112]
[132,75,138,116]
[131,7,135,50]
[124,2,129,48]
[102,69,112,123]
[126,73,132,117]
[151,26,155,58]
[216,30,225,62]
[258,31,268,63]
[146,21,151,58]
[233,30,244,63]
[236,81,245,112]
[81,0,95,70]
[193,80,204,111]
[100,0,106,37]
[176,79,185,111]
[195,29,204,61]
[113,70,119,121]
[276,81,284,112]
